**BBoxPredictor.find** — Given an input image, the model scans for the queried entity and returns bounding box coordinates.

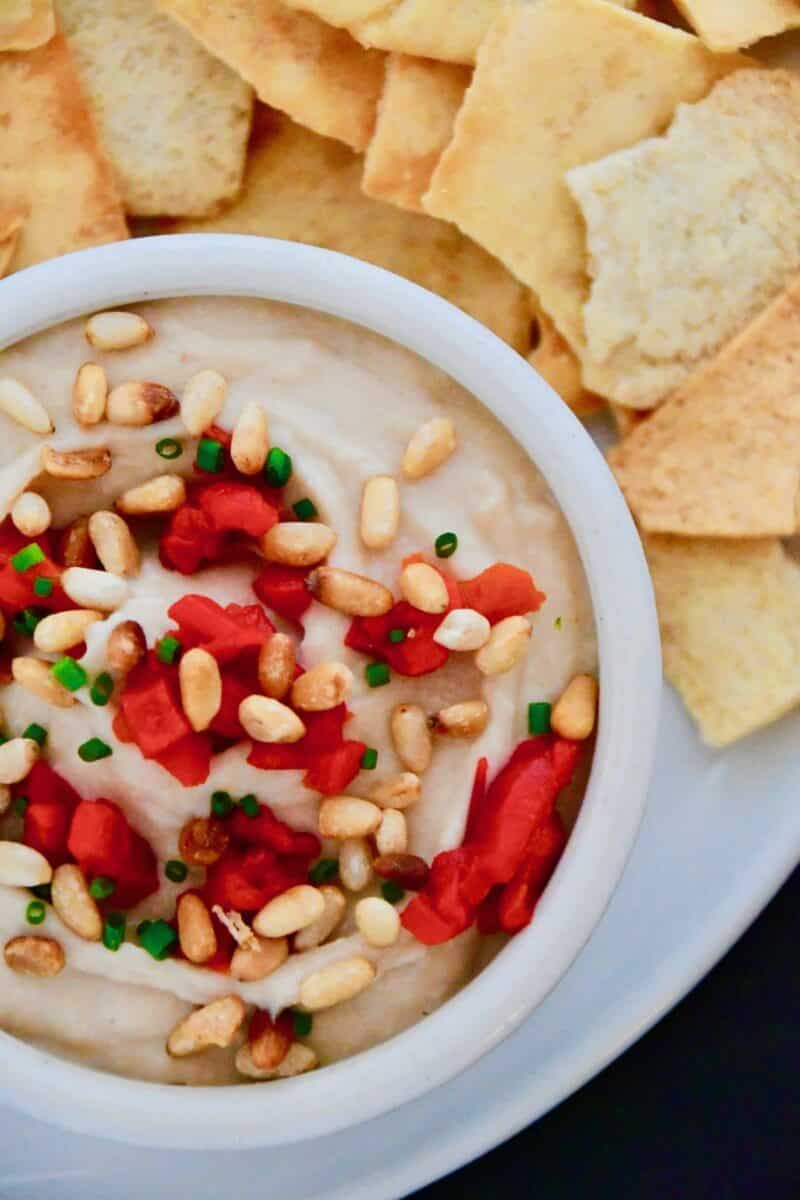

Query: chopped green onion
[360,747,378,771]
[13,607,43,636]
[240,793,260,818]
[78,737,112,763]
[26,899,46,925]
[51,656,87,692]
[554,616,563,630]
[11,542,45,573]
[292,497,317,521]
[196,437,224,473]
[22,723,47,747]
[309,858,339,885]
[156,437,183,460]
[138,918,177,961]
[102,912,126,952]
[292,1011,313,1038]
[29,883,51,903]
[528,701,552,735]
[211,790,234,818]
[365,661,391,688]
[388,628,407,644]
[165,859,188,884]
[90,671,114,707]
[33,576,54,598]
[381,881,405,905]
[265,446,292,488]
[14,795,28,817]
[89,876,115,901]
[434,532,458,559]
[156,635,182,665]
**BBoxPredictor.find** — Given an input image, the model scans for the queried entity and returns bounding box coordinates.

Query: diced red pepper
[159,505,221,575]
[67,798,158,909]
[459,563,545,624]
[201,846,309,913]
[475,888,503,936]
[247,704,364,794]
[253,563,313,624]
[497,814,567,934]
[196,482,280,538]
[168,595,273,665]
[209,672,251,740]
[248,742,307,771]
[152,731,213,787]
[304,739,366,795]
[119,666,192,758]
[22,763,81,866]
[464,756,489,844]
[230,803,320,861]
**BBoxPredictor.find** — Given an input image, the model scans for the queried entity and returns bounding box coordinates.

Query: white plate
[2,684,798,1198]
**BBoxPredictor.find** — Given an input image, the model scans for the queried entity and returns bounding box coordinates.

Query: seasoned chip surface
[0,0,54,50]
[673,0,800,51]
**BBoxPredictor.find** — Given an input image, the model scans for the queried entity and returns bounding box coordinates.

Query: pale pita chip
[0,0,54,51]
[673,0,800,51]
[362,54,470,213]
[171,108,530,352]
[647,535,800,746]
[0,34,127,270]
[528,303,604,419]
[570,69,800,410]
[423,0,743,351]
[156,0,385,152]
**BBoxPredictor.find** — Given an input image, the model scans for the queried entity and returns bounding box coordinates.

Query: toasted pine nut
[399,562,449,614]
[294,885,346,950]
[51,864,102,941]
[250,1013,292,1070]
[72,363,108,426]
[475,616,532,676]
[167,995,246,1058]
[41,445,111,480]
[291,662,352,712]
[373,852,430,890]
[107,381,179,426]
[434,700,489,738]
[299,956,376,1011]
[551,674,599,741]
[4,935,64,977]
[230,935,288,982]
[11,492,51,538]
[338,837,373,893]
[179,647,222,732]
[0,786,10,815]
[11,658,75,708]
[106,619,146,673]
[236,1041,317,1080]
[257,633,296,700]
[375,809,408,856]
[88,511,139,577]
[261,522,337,568]
[433,608,491,651]
[0,841,52,886]
[252,885,325,938]
[239,695,306,743]
[402,417,456,480]
[360,476,400,550]
[0,737,40,784]
[61,567,128,612]
[178,817,229,867]
[116,474,186,515]
[0,379,53,434]
[34,609,103,654]
[312,566,393,617]
[390,703,433,774]
[368,772,421,811]
[85,310,153,351]
[59,516,96,568]
[177,893,217,964]
[355,897,400,948]
[231,400,269,475]
[211,906,257,949]
[319,796,382,840]
[181,369,227,435]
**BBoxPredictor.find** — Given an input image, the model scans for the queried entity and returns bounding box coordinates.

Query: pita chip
[528,304,604,419]
[672,0,800,51]
[0,206,25,277]
[0,0,54,51]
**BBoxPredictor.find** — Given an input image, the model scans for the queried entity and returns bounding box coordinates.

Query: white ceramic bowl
[0,235,661,1149]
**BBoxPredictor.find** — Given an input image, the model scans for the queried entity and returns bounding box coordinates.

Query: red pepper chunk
[247,705,365,795]
[0,522,69,615]
[120,669,192,758]
[196,482,279,538]
[253,563,313,624]
[497,814,567,934]
[22,762,81,866]
[67,799,158,909]
[304,739,366,796]
[168,595,273,665]
[202,847,310,913]
[160,505,221,575]
[459,563,545,625]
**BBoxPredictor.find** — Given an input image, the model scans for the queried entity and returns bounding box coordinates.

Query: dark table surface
[413,867,799,1200]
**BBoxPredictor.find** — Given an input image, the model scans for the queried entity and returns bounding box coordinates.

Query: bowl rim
[0,234,661,1149]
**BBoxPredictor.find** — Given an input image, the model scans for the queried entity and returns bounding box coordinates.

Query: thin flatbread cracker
[156,0,385,152]
[0,206,25,277]
[423,0,743,351]
[0,33,127,270]
[673,0,800,51]
[529,304,604,419]
[647,535,800,746]
[0,0,54,50]
[171,108,530,352]
[363,54,470,213]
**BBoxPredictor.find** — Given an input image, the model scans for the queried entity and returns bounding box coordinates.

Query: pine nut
[260,522,337,568]
[252,885,325,938]
[368,772,421,810]
[402,417,456,479]
[178,817,229,867]
[373,852,430,890]
[375,809,408,856]
[299,956,376,1011]
[231,400,269,475]
[85,310,153,351]
[318,796,382,840]
[181,369,226,435]
[257,633,296,700]
[211,906,257,949]
[338,837,373,893]
[41,445,111,480]
[34,609,103,654]
[475,616,532,676]
[176,893,217,964]
[12,658,76,708]
[116,474,186,515]
[106,619,146,672]
[312,566,393,617]
[59,516,96,568]
[11,492,51,538]
[294,885,346,950]
[167,994,246,1057]
[433,608,491,651]
[230,935,288,982]
[61,567,129,612]
[107,381,179,426]
[0,841,52,886]
[291,662,352,712]
[0,379,53,434]
[239,695,306,743]
[88,511,139,577]
[0,737,40,784]
[250,1013,292,1070]
[236,1041,317,1080]
[355,897,400,948]
[51,864,102,941]
[551,674,599,741]
[390,703,432,774]
[360,476,400,550]
[399,562,449,614]
[434,700,490,738]
[4,935,64,977]
[0,787,10,815]
[179,647,222,732]
[72,363,108,426]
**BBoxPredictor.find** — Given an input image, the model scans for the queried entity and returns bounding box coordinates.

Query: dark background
[413,868,799,1200]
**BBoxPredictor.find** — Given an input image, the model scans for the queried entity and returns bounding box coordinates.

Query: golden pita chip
[172,108,530,352]
[423,0,743,351]
[647,535,800,746]
[673,0,800,51]
[0,34,127,270]
[610,404,647,439]
[156,0,385,152]
[528,303,604,419]
[363,54,470,214]
[0,0,54,51]
[0,206,25,277]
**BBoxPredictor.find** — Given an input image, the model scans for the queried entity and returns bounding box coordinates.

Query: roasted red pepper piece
[168,595,273,664]
[459,563,545,624]
[230,803,320,860]
[159,505,220,575]
[120,666,193,757]
[196,481,280,538]
[201,846,310,913]
[304,739,366,795]
[497,814,567,933]
[67,798,158,909]
[464,756,489,843]
[247,704,364,794]
[253,563,313,623]
[22,763,81,866]
[152,731,213,788]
